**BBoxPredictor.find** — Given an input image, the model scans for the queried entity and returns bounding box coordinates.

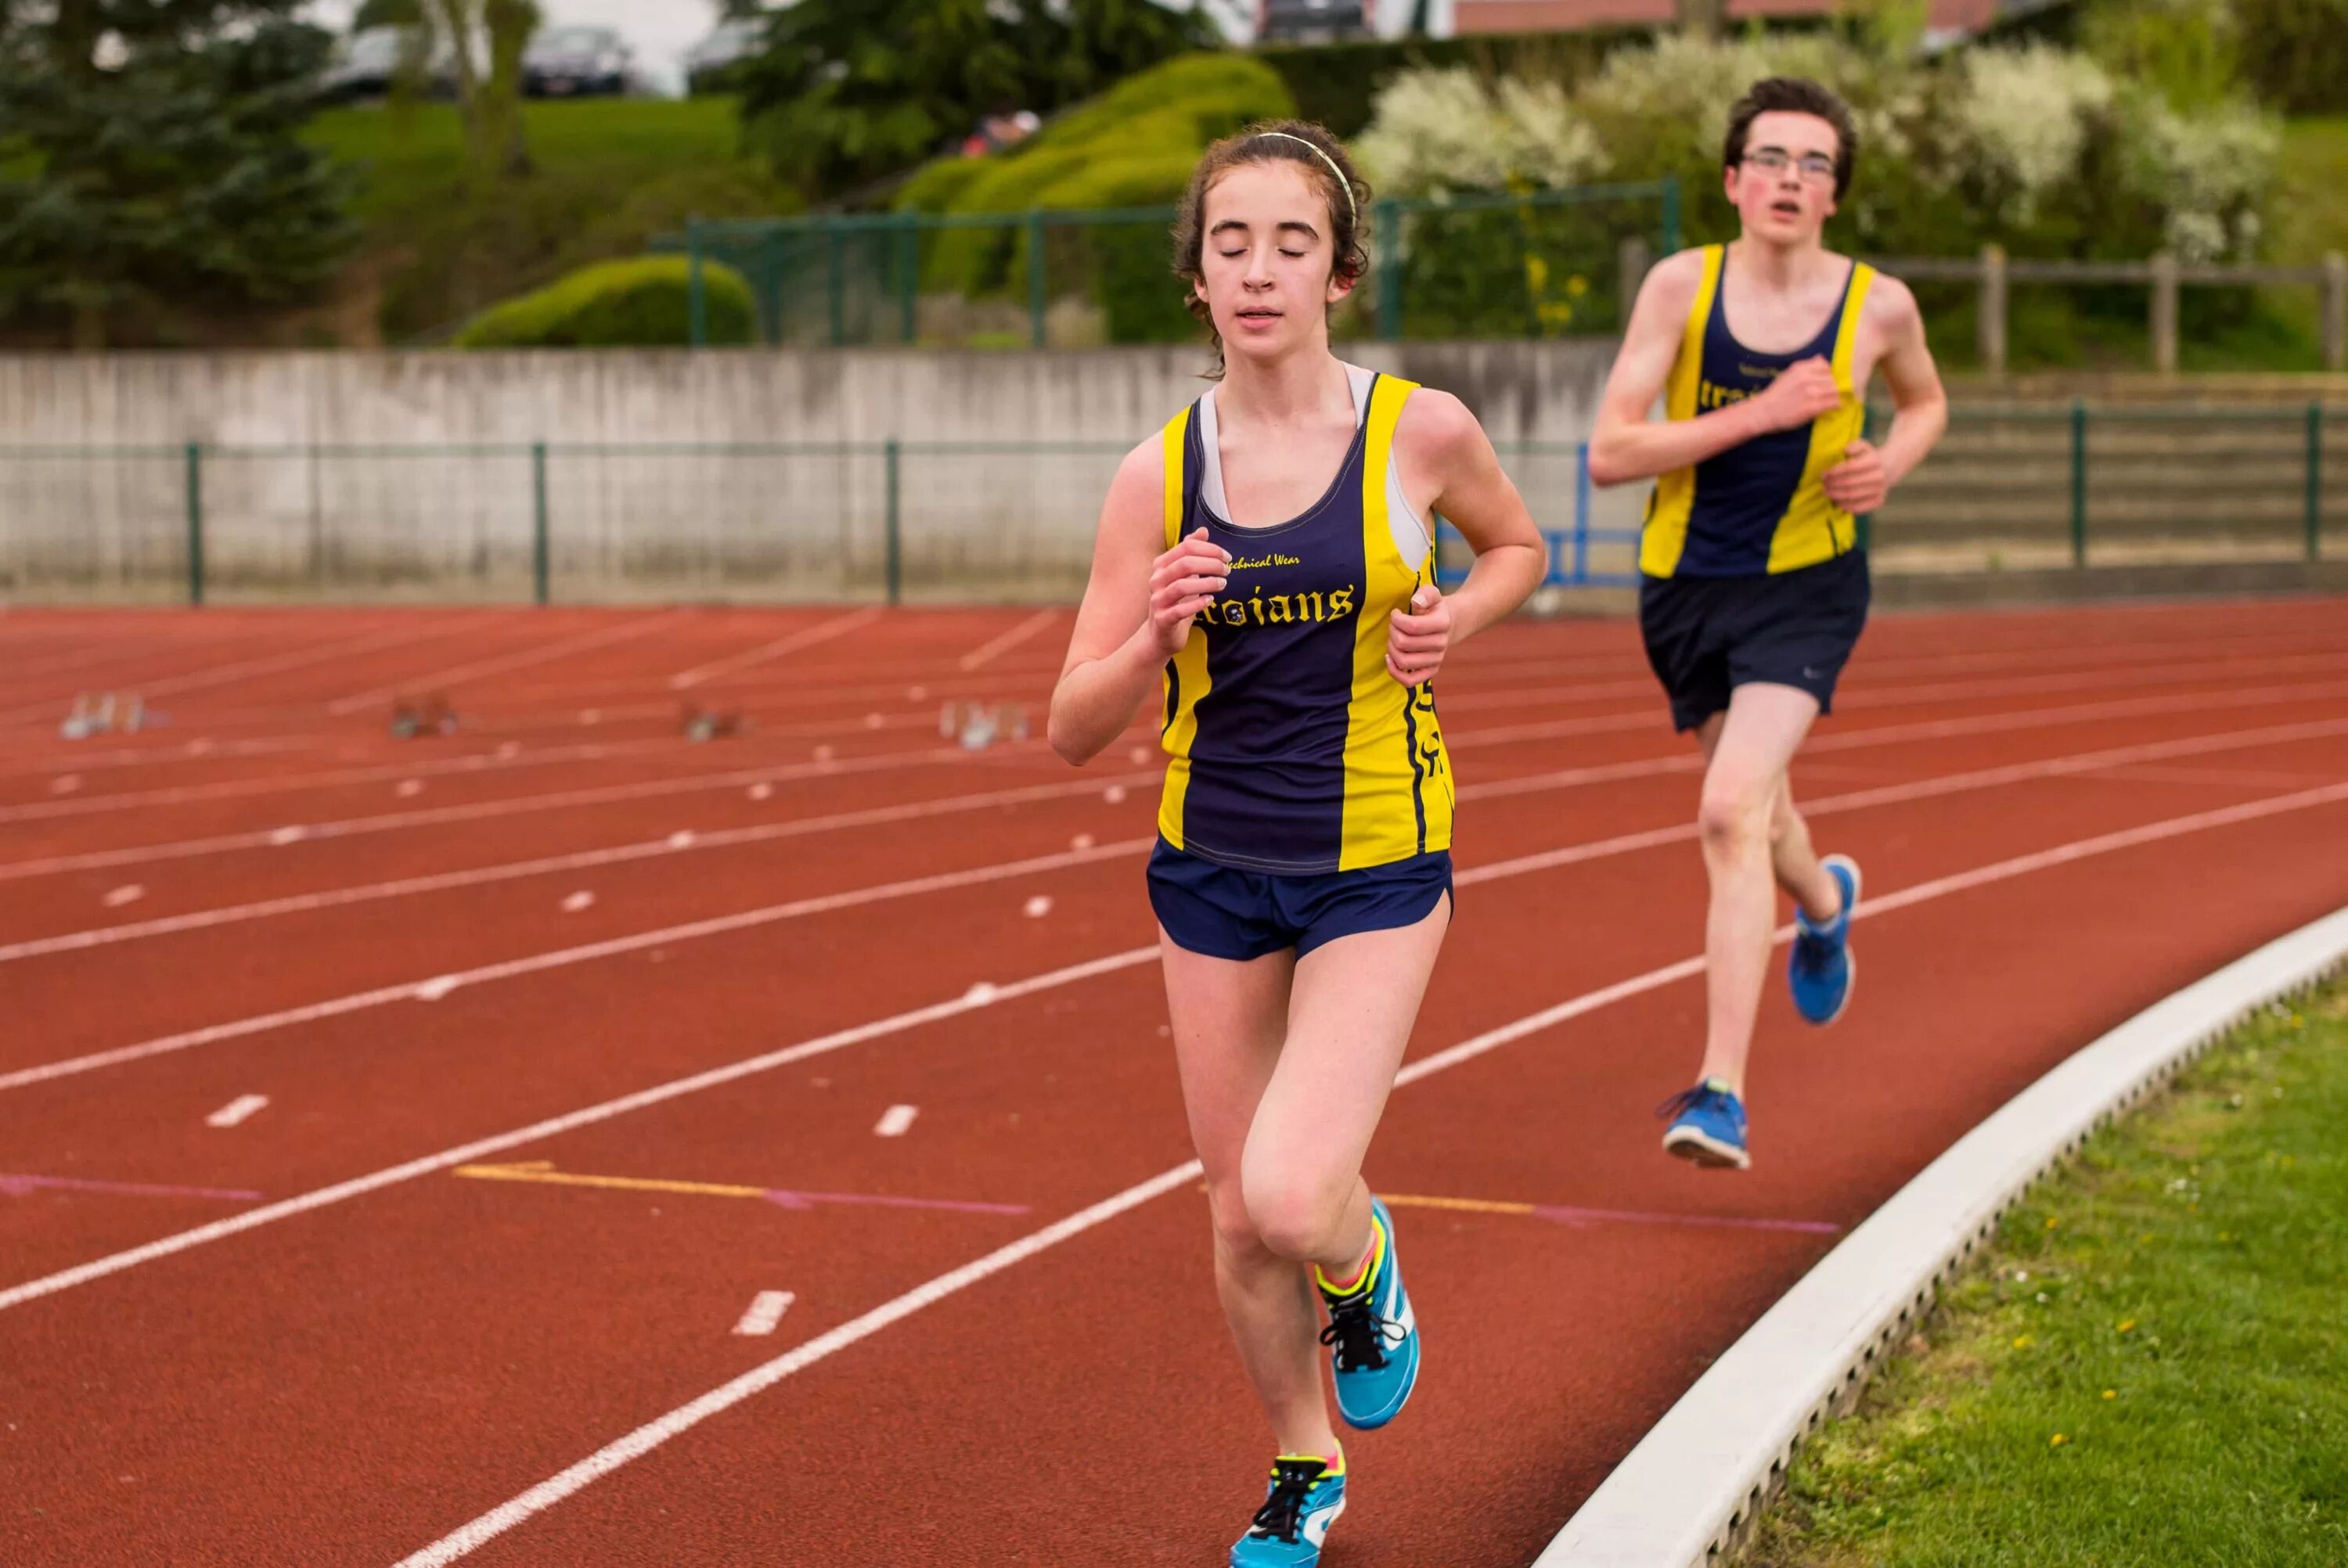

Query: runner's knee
[1205,1175,1276,1263]
[1698,778,1774,854]
[1238,1155,1350,1263]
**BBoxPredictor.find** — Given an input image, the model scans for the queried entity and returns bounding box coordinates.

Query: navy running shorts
[1146,839,1454,962]
[1637,549,1871,733]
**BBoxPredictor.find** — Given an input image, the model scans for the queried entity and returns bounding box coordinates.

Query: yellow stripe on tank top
[1638,244,1724,580]
[1770,263,1876,574]
[1339,374,1449,871]
[1156,406,1209,851]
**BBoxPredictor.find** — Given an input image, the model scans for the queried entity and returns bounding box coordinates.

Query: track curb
[1536,903,2348,1568]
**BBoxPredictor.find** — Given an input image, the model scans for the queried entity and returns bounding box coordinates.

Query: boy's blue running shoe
[1314,1196,1419,1430]
[1788,854,1862,1027]
[1658,1077,1749,1169]
[1230,1455,1346,1566]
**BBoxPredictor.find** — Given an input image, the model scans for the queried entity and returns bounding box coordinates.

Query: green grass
[307,96,754,221]
[301,96,798,343]
[1742,977,2348,1568]
[2258,117,2348,358]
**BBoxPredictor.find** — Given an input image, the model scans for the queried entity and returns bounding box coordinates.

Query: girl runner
[1050,121,1546,1566]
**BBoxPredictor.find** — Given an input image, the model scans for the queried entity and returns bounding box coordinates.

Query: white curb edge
[1536,904,2348,1568]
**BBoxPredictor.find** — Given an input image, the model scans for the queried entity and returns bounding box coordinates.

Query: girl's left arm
[1385,391,1547,687]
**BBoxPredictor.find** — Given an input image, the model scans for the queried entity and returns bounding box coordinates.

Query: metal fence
[663,180,1684,351]
[1,404,2338,606]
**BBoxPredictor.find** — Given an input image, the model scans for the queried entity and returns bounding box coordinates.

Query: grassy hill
[303,95,798,346]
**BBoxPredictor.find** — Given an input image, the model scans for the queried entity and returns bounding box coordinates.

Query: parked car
[1257,0,1371,41]
[521,25,634,98]
[682,16,769,95]
[319,26,458,102]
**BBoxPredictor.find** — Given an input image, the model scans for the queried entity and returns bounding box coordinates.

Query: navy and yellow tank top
[1157,368,1453,875]
[1641,244,1876,578]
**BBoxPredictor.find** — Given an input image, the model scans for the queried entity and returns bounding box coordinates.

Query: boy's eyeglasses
[1742,147,1837,185]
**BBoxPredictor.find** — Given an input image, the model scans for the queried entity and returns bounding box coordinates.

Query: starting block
[939,700,1032,751]
[682,704,750,743]
[61,692,155,740]
[390,694,458,739]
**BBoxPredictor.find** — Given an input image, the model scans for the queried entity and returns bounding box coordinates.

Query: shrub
[1259,27,1654,139]
[2234,0,2348,113]
[1356,34,2280,266]
[895,52,1295,336]
[452,256,755,348]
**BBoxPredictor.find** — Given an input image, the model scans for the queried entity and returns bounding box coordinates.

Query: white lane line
[19,664,2334,890]
[1458,717,2348,885]
[0,737,315,785]
[205,1094,269,1129]
[384,781,2348,1566]
[389,1161,1210,1568]
[1430,646,2348,722]
[669,608,886,692]
[0,741,1017,886]
[732,1291,794,1337]
[0,947,1162,1315]
[0,623,452,725]
[0,733,708,828]
[873,1105,918,1138]
[8,709,2343,1113]
[1453,674,2348,755]
[0,836,1155,1094]
[9,775,2343,1343]
[0,768,1160,963]
[957,610,1060,672]
[328,613,692,717]
[1460,687,2348,803]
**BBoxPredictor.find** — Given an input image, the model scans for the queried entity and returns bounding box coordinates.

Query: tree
[0,1,359,347]
[425,0,539,181]
[736,0,1216,203]
[1674,0,1724,41]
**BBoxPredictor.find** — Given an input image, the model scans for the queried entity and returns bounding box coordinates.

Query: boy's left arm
[1823,277,1950,516]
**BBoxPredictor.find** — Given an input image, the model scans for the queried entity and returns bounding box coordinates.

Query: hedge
[452,255,756,348]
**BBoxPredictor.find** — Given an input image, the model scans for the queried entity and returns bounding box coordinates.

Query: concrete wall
[0,341,1636,603]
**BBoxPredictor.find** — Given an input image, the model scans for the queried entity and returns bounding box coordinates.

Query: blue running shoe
[1230,1455,1346,1567]
[1788,854,1862,1027]
[1314,1196,1420,1430]
[1658,1077,1749,1169]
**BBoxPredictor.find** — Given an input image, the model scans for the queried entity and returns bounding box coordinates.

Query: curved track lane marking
[326,612,693,716]
[5,780,2345,1336]
[0,769,1162,962]
[13,669,2348,890]
[0,741,1012,884]
[382,779,2348,1566]
[0,835,1155,1092]
[13,714,2347,966]
[667,607,884,692]
[957,609,1061,671]
[11,720,2347,1086]
[0,621,473,725]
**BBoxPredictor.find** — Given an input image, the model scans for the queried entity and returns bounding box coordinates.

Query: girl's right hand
[1146,527,1230,656]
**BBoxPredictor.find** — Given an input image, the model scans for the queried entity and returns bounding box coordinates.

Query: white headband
[1250,131,1356,225]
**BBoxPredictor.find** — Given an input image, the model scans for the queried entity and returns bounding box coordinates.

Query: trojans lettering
[1208,584,1358,628]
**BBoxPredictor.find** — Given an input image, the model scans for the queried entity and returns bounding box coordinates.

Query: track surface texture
[4,599,2346,1567]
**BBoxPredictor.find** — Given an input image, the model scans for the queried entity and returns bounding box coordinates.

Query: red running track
[2,599,2346,1566]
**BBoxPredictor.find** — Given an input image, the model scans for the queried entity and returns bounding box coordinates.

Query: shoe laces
[1655,1082,1729,1121]
[1318,1287,1403,1372]
[1247,1457,1328,1543]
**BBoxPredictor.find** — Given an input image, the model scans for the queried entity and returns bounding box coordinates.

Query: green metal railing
[0,401,2335,606]
[666,179,1683,351]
